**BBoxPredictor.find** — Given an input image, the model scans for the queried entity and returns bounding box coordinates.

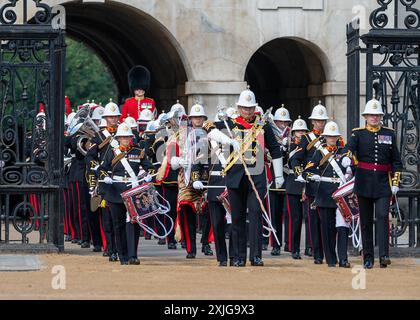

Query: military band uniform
[214,114,283,266]
[286,139,305,257]
[150,129,179,248]
[65,133,91,247]
[303,144,348,266]
[291,129,323,261]
[344,125,402,267]
[192,122,232,265]
[99,145,152,264]
[85,128,117,257]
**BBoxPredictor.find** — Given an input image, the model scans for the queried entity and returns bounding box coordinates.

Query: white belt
[319,177,341,184]
[283,167,291,175]
[113,176,137,182]
[210,171,222,176]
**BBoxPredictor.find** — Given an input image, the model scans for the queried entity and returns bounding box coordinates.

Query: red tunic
[120,97,156,122]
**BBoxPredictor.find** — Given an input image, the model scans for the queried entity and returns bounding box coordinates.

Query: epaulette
[352,127,364,131]
[383,126,395,131]
[203,121,216,131]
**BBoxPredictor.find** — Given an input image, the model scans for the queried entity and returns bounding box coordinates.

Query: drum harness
[308,139,362,250]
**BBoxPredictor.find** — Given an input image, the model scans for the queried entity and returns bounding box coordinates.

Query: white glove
[311,174,321,182]
[179,158,189,168]
[273,158,285,188]
[275,176,285,189]
[104,176,113,185]
[170,157,181,170]
[230,139,240,152]
[281,137,288,146]
[391,186,399,195]
[192,181,204,190]
[295,175,306,183]
[341,156,351,168]
[144,174,153,183]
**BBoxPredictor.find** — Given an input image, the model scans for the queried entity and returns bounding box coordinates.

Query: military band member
[269,106,292,256]
[120,65,156,122]
[302,121,350,267]
[85,101,122,261]
[292,102,329,263]
[207,87,284,267]
[99,123,153,265]
[171,103,208,259]
[153,102,187,249]
[65,112,92,249]
[341,99,403,269]
[192,113,233,266]
[286,117,309,259]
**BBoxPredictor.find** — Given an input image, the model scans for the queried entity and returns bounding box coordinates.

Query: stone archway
[245,37,328,120]
[62,1,189,110]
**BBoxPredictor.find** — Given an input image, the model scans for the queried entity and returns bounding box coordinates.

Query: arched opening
[63,1,189,111]
[245,38,327,120]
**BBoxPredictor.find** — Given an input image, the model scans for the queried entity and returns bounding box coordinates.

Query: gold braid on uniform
[294,166,303,176]
[392,171,401,186]
[203,121,215,132]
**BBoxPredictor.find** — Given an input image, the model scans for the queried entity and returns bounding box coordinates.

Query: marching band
[62,66,402,268]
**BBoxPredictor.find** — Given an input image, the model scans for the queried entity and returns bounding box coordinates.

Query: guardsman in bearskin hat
[99,123,153,265]
[302,121,351,268]
[120,65,156,122]
[292,101,329,263]
[207,87,284,267]
[341,99,402,269]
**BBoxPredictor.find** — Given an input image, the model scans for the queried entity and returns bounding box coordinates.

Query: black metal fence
[347,0,420,248]
[0,1,66,251]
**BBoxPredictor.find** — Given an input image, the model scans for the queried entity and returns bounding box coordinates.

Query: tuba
[68,106,100,156]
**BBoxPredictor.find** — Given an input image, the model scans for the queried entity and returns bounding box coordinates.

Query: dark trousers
[337,227,349,262]
[200,204,212,246]
[108,202,129,262]
[102,205,116,254]
[180,205,197,255]
[286,194,302,254]
[270,190,284,248]
[63,188,74,238]
[358,196,390,261]
[126,222,141,259]
[228,175,265,261]
[88,208,103,247]
[70,181,90,242]
[162,186,178,244]
[306,197,323,260]
[319,207,337,265]
[209,201,232,262]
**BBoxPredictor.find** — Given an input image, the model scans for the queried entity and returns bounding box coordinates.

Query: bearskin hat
[128,65,150,93]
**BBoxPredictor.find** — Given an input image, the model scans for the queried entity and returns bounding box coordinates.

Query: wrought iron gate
[347,0,420,247]
[0,1,66,251]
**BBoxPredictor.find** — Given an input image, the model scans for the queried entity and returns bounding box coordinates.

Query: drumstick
[202,185,226,189]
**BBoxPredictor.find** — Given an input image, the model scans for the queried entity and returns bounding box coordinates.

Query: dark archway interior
[63,1,188,111]
[245,38,326,121]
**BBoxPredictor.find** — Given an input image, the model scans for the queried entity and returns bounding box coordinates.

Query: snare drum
[122,183,161,222]
[332,178,359,223]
